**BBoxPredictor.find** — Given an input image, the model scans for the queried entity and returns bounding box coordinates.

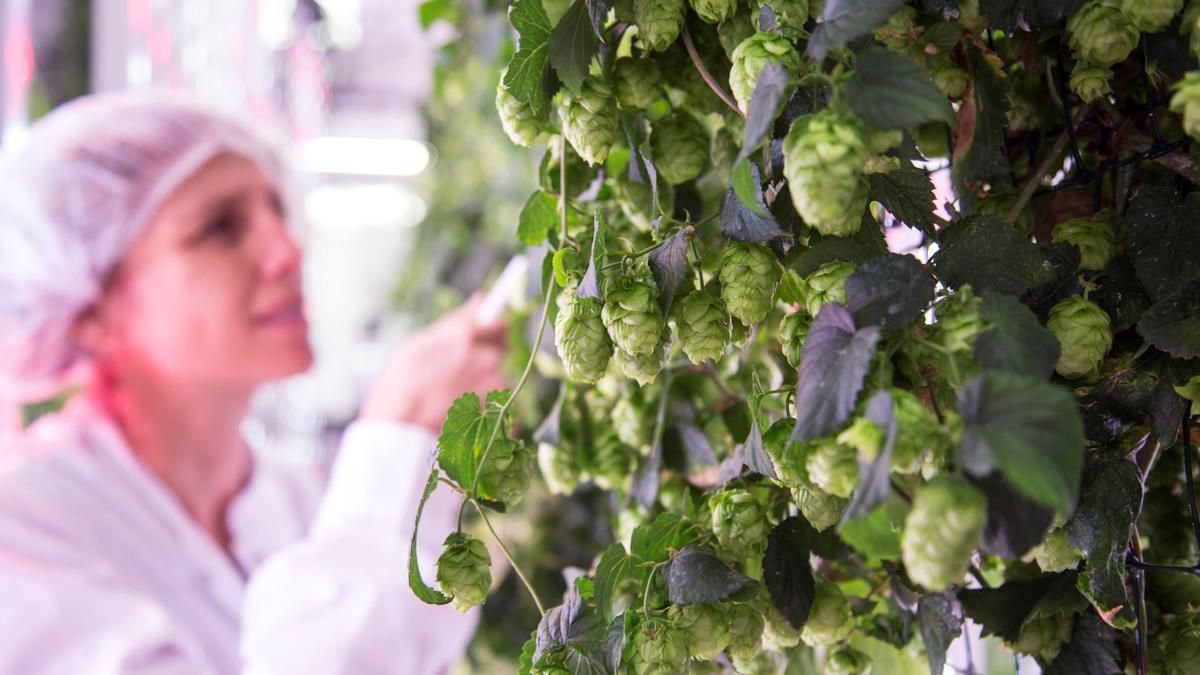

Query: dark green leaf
[1065,455,1142,624]
[845,46,956,130]
[1079,354,1187,445]
[535,583,608,667]
[518,634,536,675]
[1020,243,1082,322]
[631,512,702,564]
[930,214,1053,296]
[789,304,881,442]
[953,45,1011,188]
[721,162,784,244]
[1025,571,1089,622]
[504,0,554,113]
[436,390,513,499]
[956,372,1084,512]
[577,214,605,299]
[549,0,599,92]
[808,0,906,61]
[1092,253,1151,332]
[763,517,817,629]
[647,227,691,316]
[958,572,1076,642]
[842,391,898,521]
[1125,186,1200,303]
[518,191,560,246]
[1044,611,1125,675]
[738,61,792,164]
[868,167,939,237]
[594,544,636,620]
[1138,279,1200,359]
[970,471,1054,559]
[979,0,1035,33]
[838,496,906,560]
[585,0,613,38]
[974,293,1060,379]
[743,416,779,478]
[846,255,936,332]
[664,546,754,604]
[1035,0,1087,25]
[921,21,963,49]
[918,591,964,675]
[788,236,875,277]
[408,468,453,605]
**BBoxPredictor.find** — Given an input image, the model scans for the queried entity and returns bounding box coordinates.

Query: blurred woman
[0,91,505,674]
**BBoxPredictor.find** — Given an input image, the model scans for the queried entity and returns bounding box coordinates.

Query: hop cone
[719,243,782,325]
[690,0,739,24]
[934,285,986,353]
[761,604,803,651]
[1066,0,1139,67]
[1121,0,1182,32]
[754,0,810,39]
[726,602,766,661]
[805,440,859,499]
[801,260,856,317]
[669,603,731,660]
[436,532,492,612]
[537,442,581,495]
[613,57,664,110]
[591,429,633,490]
[729,32,803,112]
[1034,527,1083,573]
[891,388,947,474]
[1173,71,1200,140]
[718,7,757,57]
[1051,212,1116,270]
[901,476,986,590]
[796,485,847,531]
[479,437,534,505]
[602,264,665,357]
[614,328,669,385]
[783,111,870,236]
[626,620,690,675]
[496,77,542,147]
[826,645,871,675]
[931,60,970,100]
[634,0,686,52]
[779,311,810,368]
[1047,296,1112,379]
[800,577,853,646]
[614,395,655,447]
[560,77,619,166]
[1009,614,1074,661]
[676,288,731,364]
[651,111,710,184]
[763,419,807,486]
[837,417,884,461]
[1069,63,1112,103]
[711,488,770,557]
[731,651,787,675]
[554,293,613,384]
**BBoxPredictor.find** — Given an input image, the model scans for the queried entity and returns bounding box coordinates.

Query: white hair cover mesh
[0,90,284,401]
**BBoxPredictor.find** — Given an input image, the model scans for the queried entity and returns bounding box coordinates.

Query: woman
[0,91,506,673]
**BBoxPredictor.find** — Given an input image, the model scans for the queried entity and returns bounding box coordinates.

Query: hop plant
[1051,212,1117,271]
[874,5,918,49]
[613,395,655,447]
[1008,613,1075,661]
[1121,0,1182,33]
[689,0,739,24]
[634,0,686,52]
[931,60,970,100]
[779,311,810,368]
[891,388,948,474]
[718,7,757,57]
[676,288,731,364]
[795,485,848,531]
[554,293,613,384]
[711,488,771,557]
[1034,527,1083,573]
[763,419,807,486]
[837,417,884,461]
[537,441,581,495]
[626,619,691,675]
[613,169,672,231]
[1069,63,1112,104]
[783,111,870,236]
[614,336,669,386]
[753,0,810,40]
[806,440,859,499]
[729,32,803,112]
[651,111,710,184]
[602,264,665,357]
[1066,0,1140,67]
[669,602,731,660]
[1047,296,1113,380]
[801,260,856,317]
[901,476,987,591]
[826,644,872,675]
[1171,71,1200,140]
[560,77,619,166]
[761,605,803,651]
[726,601,766,661]
[719,243,782,325]
[479,437,535,505]
[496,77,542,147]
[934,285,986,353]
[800,577,853,646]
[436,532,492,612]
[613,57,664,110]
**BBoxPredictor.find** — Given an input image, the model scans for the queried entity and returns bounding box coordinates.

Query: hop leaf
[1120,0,1182,33]
[800,576,853,646]
[901,476,986,591]
[805,440,859,498]
[1066,1,1140,67]
[711,488,771,558]
[729,32,803,112]
[479,437,535,505]
[560,77,619,165]
[602,264,666,357]
[1051,212,1117,271]
[554,293,613,384]
[873,5,918,50]
[718,243,782,324]
[613,57,664,110]
[1171,71,1200,141]
[436,532,492,612]
[783,111,870,236]
[779,311,810,368]
[676,288,732,364]
[801,260,856,317]
[651,110,711,184]
[1047,296,1113,380]
[1068,63,1113,104]
[634,0,687,52]
[496,75,543,147]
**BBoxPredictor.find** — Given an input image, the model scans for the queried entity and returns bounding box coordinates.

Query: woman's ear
[70,303,116,360]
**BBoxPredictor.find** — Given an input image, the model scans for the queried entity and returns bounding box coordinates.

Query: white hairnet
[0,90,285,401]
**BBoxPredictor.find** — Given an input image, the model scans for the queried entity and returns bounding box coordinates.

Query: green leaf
[808,0,906,61]
[534,583,609,669]
[763,516,818,629]
[958,572,1077,642]
[974,293,1061,379]
[1043,610,1125,675]
[844,46,956,130]
[738,61,792,164]
[646,227,690,315]
[518,191,560,246]
[868,167,939,237]
[664,546,753,604]
[956,372,1085,513]
[789,304,881,442]
[930,214,1053,296]
[549,0,599,92]
[721,160,784,244]
[788,236,877,277]
[970,471,1054,559]
[418,0,454,28]
[1065,455,1142,627]
[436,390,513,498]
[518,634,537,675]
[553,247,578,288]
[845,255,936,332]
[918,591,963,675]
[631,512,702,564]
[1137,278,1200,359]
[732,159,769,217]
[837,496,906,560]
[504,0,554,113]
[1125,186,1200,303]
[408,468,452,605]
[1092,253,1151,332]
[952,45,1011,188]
[594,543,636,620]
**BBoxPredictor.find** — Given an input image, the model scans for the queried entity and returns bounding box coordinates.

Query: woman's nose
[258,212,303,281]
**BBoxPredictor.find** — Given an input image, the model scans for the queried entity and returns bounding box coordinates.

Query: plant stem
[472,498,547,616]
[1005,102,1094,223]
[681,22,743,118]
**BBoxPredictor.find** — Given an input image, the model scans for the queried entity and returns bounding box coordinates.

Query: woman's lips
[255,299,307,330]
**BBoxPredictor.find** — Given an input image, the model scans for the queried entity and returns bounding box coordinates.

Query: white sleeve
[239,419,479,675]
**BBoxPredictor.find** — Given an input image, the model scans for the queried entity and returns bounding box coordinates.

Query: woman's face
[81,152,313,388]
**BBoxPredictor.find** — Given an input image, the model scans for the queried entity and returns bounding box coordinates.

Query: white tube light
[301,137,432,176]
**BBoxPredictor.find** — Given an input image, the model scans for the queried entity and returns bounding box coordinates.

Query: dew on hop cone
[805,440,860,499]
[801,260,856,318]
[783,111,871,236]
[779,311,810,369]
[1047,296,1112,380]
[1033,527,1083,573]
[496,75,542,147]
[718,243,782,325]
[1066,0,1140,67]
[689,0,739,24]
[435,532,492,612]
[676,287,732,364]
[800,576,853,646]
[796,485,848,531]
[668,602,731,660]
[1008,613,1075,662]
[633,0,686,52]
[559,77,619,166]
[554,292,613,384]
[753,0,810,40]
[1121,0,1182,33]
[1171,71,1200,140]
[602,263,665,358]
[1068,63,1112,104]
[901,476,986,591]
[710,488,771,557]
[729,32,803,112]
[613,56,664,110]
[1051,212,1117,271]
[479,437,535,505]
[537,441,581,496]
[650,110,711,184]
[826,644,872,675]
[726,601,766,661]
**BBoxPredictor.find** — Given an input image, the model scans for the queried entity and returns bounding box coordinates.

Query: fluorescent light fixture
[304,184,427,228]
[301,137,432,176]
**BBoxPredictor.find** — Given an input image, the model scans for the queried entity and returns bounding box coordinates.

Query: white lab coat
[0,396,476,674]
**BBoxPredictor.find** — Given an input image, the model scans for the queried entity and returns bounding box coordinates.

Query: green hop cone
[537,441,581,495]
[435,532,492,612]
[496,77,543,147]
[634,0,686,52]
[783,111,870,236]
[754,0,810,39]
[1121,0,1183,33]
[560,77,619,166]
[479,437,535,505]
[726,601,766,661]
[729,32,803,112]
[1047,296,1112,379]
[676,288,732,364]
[891,388,946,474]
[779,311,810,368]
[1162,612,1200,675]
[710,488,771,557]
[796,485,847,531]
[934,285,986,353]
[1034,527,1083,573]
[731,651,787,675]
[764,419,807,486]
[1171,71,1200,140]
[669,602,731,660]
[931,60,970,100]
[626,619,691,675]
[614,337,668,386]
[1066,0,1140,67]
[800,577,853,646]
[613,57,664,110]
[901,476,986,591]
[761,604,803,651]
[690,0,739,24]
[801,261,855,317]
[554,293,613,384]
[1051,212,1117,271]
[650,111,710,184]
[1069,63,1112,104]
[826,644,872,675]
[805,440,859,499]
[614,394,655,447]
[912,122,951,158]
[836,417,884,460]
[591,429,633,490]
[1009,613,1074,661]
[718,243,782,325]
[602,264,665,357]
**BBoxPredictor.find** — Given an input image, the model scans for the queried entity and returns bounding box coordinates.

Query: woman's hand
[359,295,509,433]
